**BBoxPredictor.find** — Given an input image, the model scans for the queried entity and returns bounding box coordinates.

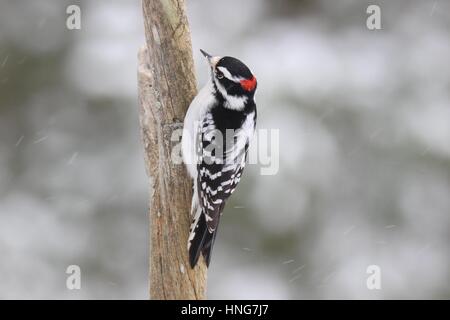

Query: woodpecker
[182,50,257,268]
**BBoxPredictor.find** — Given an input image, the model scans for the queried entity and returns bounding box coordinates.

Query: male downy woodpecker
[182,50,257,268]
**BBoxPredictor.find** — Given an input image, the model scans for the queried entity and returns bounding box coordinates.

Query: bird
[181,49,257,268]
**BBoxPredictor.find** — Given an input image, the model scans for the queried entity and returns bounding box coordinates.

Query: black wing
[188,111,254,267]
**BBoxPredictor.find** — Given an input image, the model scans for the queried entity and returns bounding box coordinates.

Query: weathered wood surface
[138,0,207,300]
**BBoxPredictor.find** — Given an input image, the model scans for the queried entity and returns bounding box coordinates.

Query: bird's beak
[200,49,212,60]
[200,49,220,68]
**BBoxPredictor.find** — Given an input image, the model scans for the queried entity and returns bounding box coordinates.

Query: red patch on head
[240,76,257,92]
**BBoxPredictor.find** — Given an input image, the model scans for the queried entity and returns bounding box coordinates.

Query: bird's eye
[216,71,224,79]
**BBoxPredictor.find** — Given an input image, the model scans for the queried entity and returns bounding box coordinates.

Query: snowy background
[0,0,449,299]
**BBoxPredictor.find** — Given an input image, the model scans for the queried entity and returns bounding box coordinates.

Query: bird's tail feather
[201,228,218,267]
[188,210,216,268]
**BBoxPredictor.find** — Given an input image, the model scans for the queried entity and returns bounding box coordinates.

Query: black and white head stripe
[210,56,257,111]
[216,57,253,80]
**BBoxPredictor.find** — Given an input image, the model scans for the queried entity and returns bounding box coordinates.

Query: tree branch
[138,0,207,300]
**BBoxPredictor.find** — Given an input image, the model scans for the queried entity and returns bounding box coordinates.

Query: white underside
[182,80,216,220]
[182,80,215,180]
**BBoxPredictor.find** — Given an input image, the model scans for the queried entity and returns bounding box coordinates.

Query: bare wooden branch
[138,0,207,300]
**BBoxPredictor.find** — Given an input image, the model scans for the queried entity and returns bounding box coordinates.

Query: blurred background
[0,0,449,299]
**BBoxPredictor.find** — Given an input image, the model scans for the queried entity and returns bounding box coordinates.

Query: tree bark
[138,0,207,300]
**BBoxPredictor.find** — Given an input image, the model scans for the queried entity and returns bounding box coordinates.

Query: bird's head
[200,49,257,110]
